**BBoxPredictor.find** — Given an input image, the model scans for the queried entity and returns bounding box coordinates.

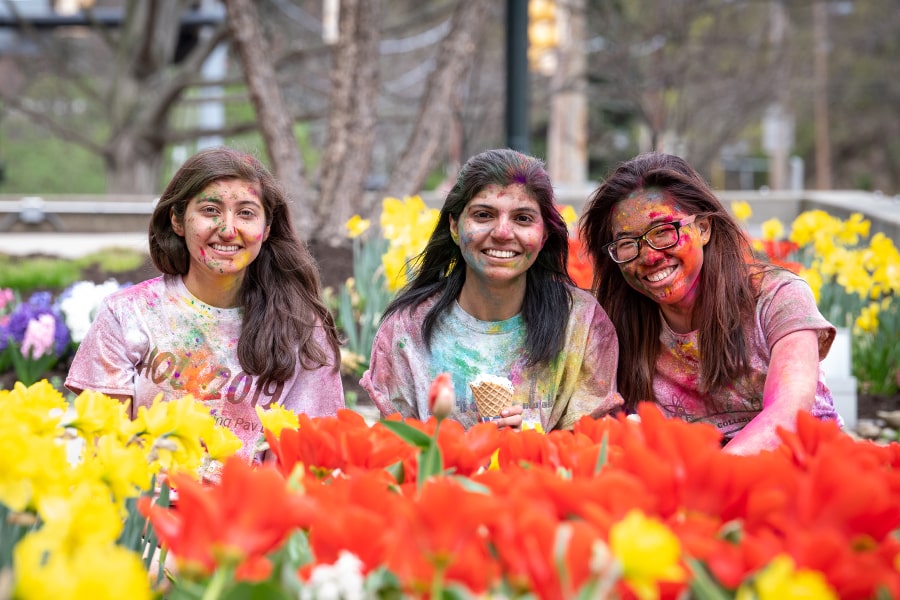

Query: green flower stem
[201,565,234,600]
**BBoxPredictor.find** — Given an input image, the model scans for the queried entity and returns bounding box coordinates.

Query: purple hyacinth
[0,291,71,357]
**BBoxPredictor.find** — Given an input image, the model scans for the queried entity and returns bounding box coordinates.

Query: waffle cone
[470,381,513,421]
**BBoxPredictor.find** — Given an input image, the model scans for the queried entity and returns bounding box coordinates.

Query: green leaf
[440,585,474,600]
[220,580,294,600]
[281,529,312,569]
[363,566,403,598]
[384,460,405,484]
[686,557,732,600]
[417,441,444,488]
[594,431,609,475]
[450,475,491,495]
[379,419,434,450]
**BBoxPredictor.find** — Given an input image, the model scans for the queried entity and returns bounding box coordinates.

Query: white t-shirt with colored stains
[66,275,344,461]
[652,268,841,439]
[361,285,622,431]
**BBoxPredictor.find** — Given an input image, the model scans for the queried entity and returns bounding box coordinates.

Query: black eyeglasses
[605,215,697,264]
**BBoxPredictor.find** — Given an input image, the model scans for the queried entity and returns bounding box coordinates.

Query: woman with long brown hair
[67,147,343,465]
[580,152,841,454]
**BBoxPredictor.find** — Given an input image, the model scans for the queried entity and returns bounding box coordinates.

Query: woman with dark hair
[66,147,343,465]
[361,149,622,430]
[579,151,841,454]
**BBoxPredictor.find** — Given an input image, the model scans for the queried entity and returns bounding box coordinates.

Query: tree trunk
[104,135,165,193]
[314,0,382,246]
[384,0,492,198]
[224,0,312,236]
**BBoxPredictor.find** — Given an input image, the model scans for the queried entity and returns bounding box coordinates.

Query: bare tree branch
[224,0,311,234]
[385,0,492,197]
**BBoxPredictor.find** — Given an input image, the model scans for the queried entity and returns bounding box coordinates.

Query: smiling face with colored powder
[172,177,270,304]
[610,189,710,331]
[450,183,547,290]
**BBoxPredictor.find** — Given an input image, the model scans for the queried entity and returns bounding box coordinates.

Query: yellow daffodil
[731,200,753,222]
[864,233,900,295]
[855,302,880,334]
[36,485,124,551]
[77,435,153,507]
[379,195,439,292]
[345,214,371,239]
[798,267,822,303]
[789,210,839,249]
[0,429,70,512]
[558,204,578,228]
[201,422,244,461]
[256,403,300,438]
[760,218,785,241]
[382,245,413,291]
[0,380,69,436]
[736,555,837,600]
[14,531,151,600]
[131,394,217,472]
[488,448,501,471]
[609,510,685,600]
[836,212,870,246]
[66,390,131,438]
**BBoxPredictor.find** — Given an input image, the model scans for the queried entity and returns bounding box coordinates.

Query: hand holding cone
[469,374,514,422]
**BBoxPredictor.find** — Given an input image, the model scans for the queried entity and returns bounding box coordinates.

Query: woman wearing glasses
[579,152,841,454]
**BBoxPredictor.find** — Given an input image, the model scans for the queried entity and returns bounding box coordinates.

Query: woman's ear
[697,216,712,246]
[449,215,460,245]
[170,209,184,236]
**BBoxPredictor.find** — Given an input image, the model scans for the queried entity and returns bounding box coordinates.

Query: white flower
[299,551,366,600]
[59,279,123,343]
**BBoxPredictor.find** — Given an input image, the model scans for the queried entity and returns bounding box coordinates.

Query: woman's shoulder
[751,266,809,296]
[566,285,601,311]
[100,275,171,313]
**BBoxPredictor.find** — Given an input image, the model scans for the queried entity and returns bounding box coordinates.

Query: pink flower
[428,373,454,420]
[0,288,13,312]
[21,314,57,359]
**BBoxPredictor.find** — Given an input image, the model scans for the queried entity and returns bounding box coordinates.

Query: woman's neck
[181,271,243,308]
[456,277,526,321]
[660,303,695,334]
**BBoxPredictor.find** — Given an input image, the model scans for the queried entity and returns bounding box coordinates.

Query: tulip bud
[428,373,454,420]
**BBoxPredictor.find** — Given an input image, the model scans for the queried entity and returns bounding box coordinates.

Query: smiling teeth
[485,249,516,259]
[647,266,675,282]
[212,244,239,252]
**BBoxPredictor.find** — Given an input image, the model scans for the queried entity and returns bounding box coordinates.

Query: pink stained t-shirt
[361,285,623,431]
[65,275,344,461]
[651,268,841,438]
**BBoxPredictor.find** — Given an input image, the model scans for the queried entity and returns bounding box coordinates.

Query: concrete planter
[821,327,857,429]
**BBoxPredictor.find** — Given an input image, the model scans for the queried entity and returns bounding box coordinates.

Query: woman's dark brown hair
[579,152,760,409]
[148,147,340,386]
[382,148,574,366]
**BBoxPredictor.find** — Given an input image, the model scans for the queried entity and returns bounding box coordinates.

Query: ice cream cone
[469,374,514,422]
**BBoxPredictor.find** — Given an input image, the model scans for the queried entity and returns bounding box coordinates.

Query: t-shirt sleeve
[360,312,421,419]
[556,290,625,429]
[64,297,140,400]
[758,270,836,360]
[278,324,346,418]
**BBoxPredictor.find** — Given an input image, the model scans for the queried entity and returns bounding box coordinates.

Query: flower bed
[2,380,899,599]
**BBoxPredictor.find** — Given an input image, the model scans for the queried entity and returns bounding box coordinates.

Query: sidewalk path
[0,232,149,259]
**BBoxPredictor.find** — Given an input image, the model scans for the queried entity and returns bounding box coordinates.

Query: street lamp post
[506,0,530,154]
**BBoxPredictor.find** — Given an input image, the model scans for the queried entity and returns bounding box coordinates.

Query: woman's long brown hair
[149,147,340,387]
[579,152,759,409]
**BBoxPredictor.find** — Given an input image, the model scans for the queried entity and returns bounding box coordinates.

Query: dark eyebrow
[468,203,540,214]
[612,217,678,239]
